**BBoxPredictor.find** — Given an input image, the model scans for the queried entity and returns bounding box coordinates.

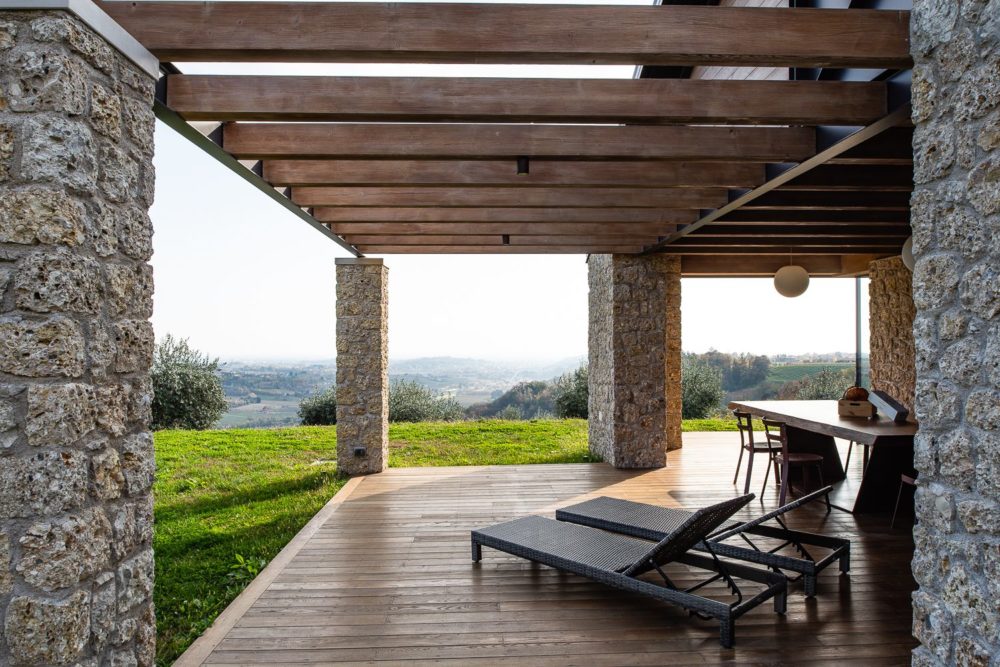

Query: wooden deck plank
[180,433,916,666]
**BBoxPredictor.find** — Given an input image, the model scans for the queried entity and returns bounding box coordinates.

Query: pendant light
[901,236,915,271]
[774,254,810,298]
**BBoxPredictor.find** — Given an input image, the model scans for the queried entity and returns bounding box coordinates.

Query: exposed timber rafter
[224,123,817,162]
[99,2,912,68]
[167,75,888,125]
[265,160,766,189]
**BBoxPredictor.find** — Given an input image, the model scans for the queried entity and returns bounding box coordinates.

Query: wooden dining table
[728,400,918,514]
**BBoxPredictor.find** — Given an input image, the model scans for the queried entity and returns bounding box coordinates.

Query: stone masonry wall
[909,2,1000,665]
[0,9,157,666]
[336,258,389,475]
[869,256,917,414]
[588,254,682,468]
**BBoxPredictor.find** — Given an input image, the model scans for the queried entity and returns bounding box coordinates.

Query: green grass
[153,417,745,664]
[389,418,594,465]
[153,427,345,665]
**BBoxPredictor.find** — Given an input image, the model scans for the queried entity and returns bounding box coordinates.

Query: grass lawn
[153,417,741,664]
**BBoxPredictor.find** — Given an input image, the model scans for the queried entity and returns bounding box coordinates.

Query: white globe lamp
[901,236,915,271]
[774,265,810,298]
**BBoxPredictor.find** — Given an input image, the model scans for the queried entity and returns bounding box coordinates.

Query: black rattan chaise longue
[471,493,787,647]
[556,486,849,598]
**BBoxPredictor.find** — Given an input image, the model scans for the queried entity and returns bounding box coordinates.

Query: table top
[728,400,918,446]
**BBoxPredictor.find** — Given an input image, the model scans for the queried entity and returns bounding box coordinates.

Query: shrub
[682,356,725,419]
[298,388,337,425]
[152,335,228,430]
[389,380,464,422]
[496,405,523,420]
[553,365,588,418]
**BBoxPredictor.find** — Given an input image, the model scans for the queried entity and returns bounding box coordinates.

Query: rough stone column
[336,258,389,475]
[0,7,157,666]
[588,254,682,469]
[908,3,1000,665]
[868,256,916,414]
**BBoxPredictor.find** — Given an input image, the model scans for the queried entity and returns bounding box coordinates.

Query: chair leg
[733,445,745,485]
[743,448,755,495]
[890,480,905,529]
[761,454,773,496]
[779,459,790,506]
[845,441,853,469]
[817,465,831,513]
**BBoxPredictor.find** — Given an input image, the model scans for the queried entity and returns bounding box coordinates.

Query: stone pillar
[908,3,1000,665]
[868,256,916,414]
[335,258,389,475]
[588,254,682,468]
[0,6,158,666]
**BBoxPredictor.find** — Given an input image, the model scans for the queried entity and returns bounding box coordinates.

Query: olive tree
[681,355,725,419]
[299,388,337,425]
[151,335,228,430]
[553,365,588,418]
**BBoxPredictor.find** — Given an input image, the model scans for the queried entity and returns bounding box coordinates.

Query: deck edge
[173,473,367,667]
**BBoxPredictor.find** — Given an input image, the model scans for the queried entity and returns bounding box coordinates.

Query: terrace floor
[179,433,918,666]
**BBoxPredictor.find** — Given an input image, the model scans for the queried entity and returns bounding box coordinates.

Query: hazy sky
[148,0,863,362]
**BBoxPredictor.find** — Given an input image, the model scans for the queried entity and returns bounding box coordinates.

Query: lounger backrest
[710,486,833,542]
[622,493,754,576]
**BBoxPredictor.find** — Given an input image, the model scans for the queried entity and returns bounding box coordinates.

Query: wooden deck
[180,433,917,666]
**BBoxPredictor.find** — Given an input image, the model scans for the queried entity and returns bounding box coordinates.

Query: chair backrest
[761,418,785,450]
[733,410,754,448]
[622,493,755,576]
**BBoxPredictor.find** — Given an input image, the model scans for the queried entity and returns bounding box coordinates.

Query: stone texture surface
[0,10,156,666]
[910,2,1000,664]
[869,257,917,414]
[336,259,389,475]
[588,254,682,468]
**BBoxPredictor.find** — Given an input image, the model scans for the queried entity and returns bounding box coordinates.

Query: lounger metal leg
[839,550,851,574]
[775,587,788,614]
[804,574,817,598]
[719,618,734,649]
[471,538,482,562]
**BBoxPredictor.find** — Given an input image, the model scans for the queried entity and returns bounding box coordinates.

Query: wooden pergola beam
[342,234,661,246]
[355,245,645,254]
[679,254,881,277]
[292,187,727,208]
[224,124,816,162]
[328,223,677,236]
[739,190,912,210]
[716,210,909,224]
[168,75,887,126]
[694,225,911,237]
[265,160,765,189]
[100,2,911,68]
[313,207,695,224]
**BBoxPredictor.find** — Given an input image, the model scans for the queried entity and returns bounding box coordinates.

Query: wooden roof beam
[224,124,816,162]
[168,75,887,126]
[312,207,695,224]
[355,245,644,254]
[328,223,678,236]
[101,2,911,68]
[292,187,728,209]
[265,160,766,189]
[679,254,882,277]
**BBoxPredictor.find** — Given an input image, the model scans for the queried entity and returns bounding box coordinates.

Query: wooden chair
[891,472,917,529]
[762,418,831,512]
[732,410,775,495]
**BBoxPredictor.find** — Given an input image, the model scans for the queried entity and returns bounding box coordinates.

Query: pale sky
[148,0,863,362]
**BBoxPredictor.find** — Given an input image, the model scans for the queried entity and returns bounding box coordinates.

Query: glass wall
[856,276,871,388]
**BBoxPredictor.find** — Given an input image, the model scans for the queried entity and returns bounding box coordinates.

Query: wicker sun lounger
[471,494,787,647]
[556,486,849,598]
